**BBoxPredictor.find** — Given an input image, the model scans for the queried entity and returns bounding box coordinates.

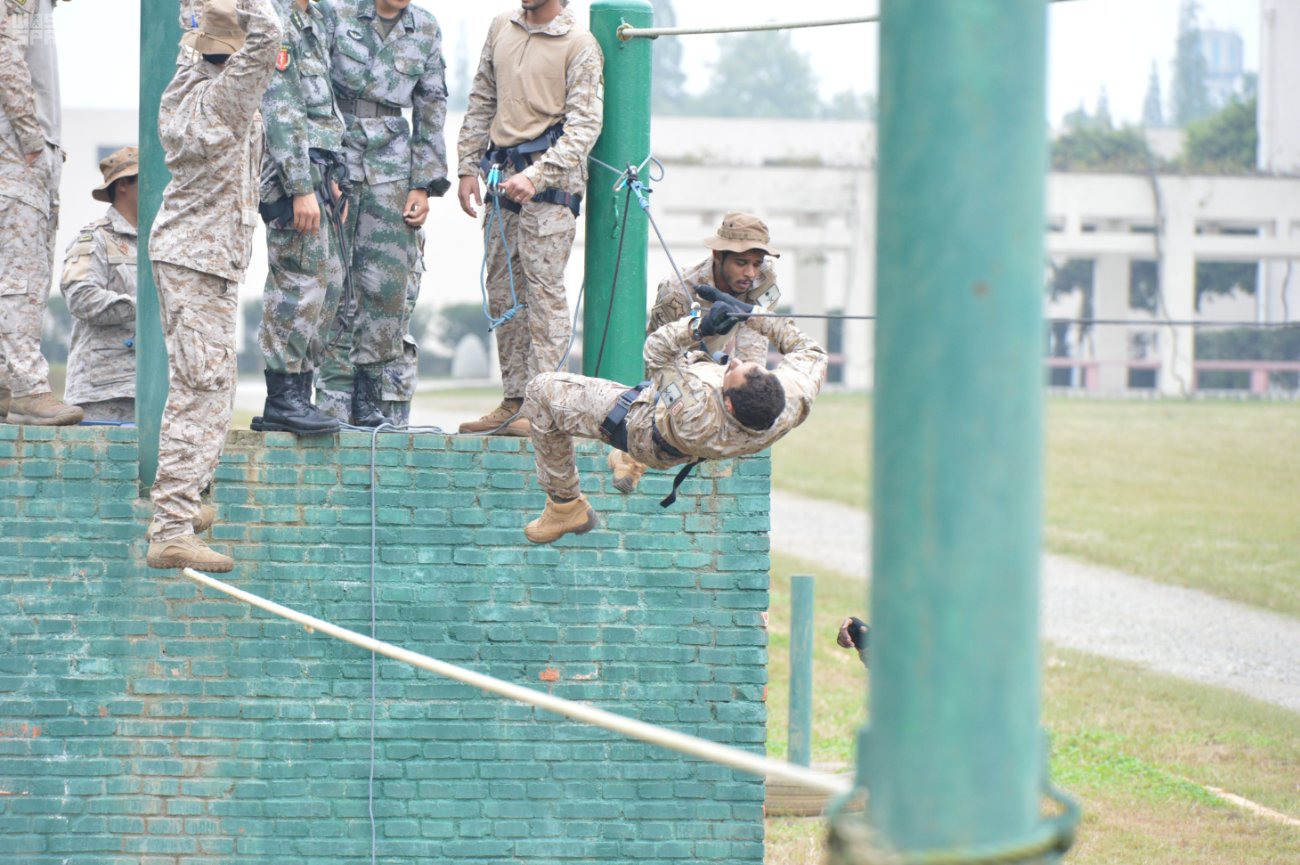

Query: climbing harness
[598,379,649,452]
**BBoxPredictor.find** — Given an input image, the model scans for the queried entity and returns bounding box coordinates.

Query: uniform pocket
[523,202,575,239]
[173,306,233,392]
[333,34,372,93]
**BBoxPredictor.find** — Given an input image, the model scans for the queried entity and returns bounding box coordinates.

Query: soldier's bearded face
[718,250,765,296]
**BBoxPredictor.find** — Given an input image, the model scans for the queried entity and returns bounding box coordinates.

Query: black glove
[695,284,755,316]
[697,301,745,338]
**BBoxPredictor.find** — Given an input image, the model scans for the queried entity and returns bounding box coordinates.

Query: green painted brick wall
[0,425,771,864]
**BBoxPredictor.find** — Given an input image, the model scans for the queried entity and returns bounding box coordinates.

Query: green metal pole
[788,575,814,768]
[137,1,179,488]
[584,0,652,384]
[861,0,1049,857]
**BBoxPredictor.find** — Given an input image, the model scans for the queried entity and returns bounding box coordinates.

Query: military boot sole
[251,415,340,435]
[146,548,234,573]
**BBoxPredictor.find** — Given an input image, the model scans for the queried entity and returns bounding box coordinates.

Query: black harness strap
[487,188,582,218]
[599,381,650,452]
[660,459,704,508]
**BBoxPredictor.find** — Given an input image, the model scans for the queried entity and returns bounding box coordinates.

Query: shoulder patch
[661,382,684,413]
[758,284,781,309]
[276,45,291,71]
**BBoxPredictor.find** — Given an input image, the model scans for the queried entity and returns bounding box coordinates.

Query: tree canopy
[1180,96,1257,174]
[693,30,821,119]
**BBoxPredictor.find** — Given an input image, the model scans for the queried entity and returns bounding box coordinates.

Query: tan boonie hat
[181,0,246,56]
[703,211,780,258]
[92,146,139,203]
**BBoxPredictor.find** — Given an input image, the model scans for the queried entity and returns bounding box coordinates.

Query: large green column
[862,0,1049,857]
[583,0,652,384]
[137,1,179,488]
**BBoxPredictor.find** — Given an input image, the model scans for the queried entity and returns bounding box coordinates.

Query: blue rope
[478,164,526,332]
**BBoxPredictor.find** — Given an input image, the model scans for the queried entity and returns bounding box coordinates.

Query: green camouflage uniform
[456,7,603,399]
[524,316,828,500]
[258,0,347,377]
[317,0,447,410]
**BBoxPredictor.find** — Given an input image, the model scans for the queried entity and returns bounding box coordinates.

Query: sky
[58,0,1259,128]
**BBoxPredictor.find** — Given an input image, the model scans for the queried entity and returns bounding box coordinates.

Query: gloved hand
[695,284,755,316]
[697,302,744,338]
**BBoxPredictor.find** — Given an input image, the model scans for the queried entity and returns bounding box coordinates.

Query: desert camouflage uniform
[60,204,137,420]
[318,0,447,394]
[457,7,603,398]
[147,0,281,543]
[0,0,62,402]
[648,256,782,365]
[524,315,828,499]
[259,0,346,376]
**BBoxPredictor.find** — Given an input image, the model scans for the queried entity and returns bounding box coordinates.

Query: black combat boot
[350,365,392,428]
[252,370,340,435]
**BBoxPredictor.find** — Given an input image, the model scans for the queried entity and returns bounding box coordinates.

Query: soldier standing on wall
[252,0,348,436]
[316,0,449,428]
[146,0,282,572]
[60,146,140,424]
[455,0,604,437]
[610,212,786,493]
[0,0,81,425]
[521,294,828,544]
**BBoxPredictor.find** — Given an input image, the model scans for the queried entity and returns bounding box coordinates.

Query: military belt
[481,121,566,173]
[487,188,582,219]
[339,97,402,118]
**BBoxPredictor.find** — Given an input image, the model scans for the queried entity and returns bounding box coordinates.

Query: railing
[1044,358,1300,394]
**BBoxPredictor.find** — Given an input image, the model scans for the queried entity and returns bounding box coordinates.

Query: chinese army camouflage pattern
[381,227,424,425]
[259,0,346,374]
[648,256,781,366]
[60,205,138,406]
[525,316,827,499]
[0,0,62,400]
[318,0,447,373]
[148,0,281,543]
[457,6,603,398]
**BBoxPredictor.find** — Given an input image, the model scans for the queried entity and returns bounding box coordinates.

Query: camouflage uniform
[524,316,828,499]
[318,0,448,389]
[457,6,603,399]
[0,0,62,402]
[147,0,281,543]
[648,256,781,366]
[258,0,346,377]
[60,204,138,421]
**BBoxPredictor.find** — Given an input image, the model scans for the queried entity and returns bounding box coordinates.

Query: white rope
[182,568,853,799]
[618,16,877,41]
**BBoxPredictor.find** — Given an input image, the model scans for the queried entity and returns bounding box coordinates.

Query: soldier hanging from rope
[520,289,827,544]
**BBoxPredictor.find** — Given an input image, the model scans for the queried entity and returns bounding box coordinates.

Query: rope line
[180,567,852,799]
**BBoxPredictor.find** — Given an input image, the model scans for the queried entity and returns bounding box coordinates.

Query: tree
[1051,125,1158,172]
[649,0,688,115]
[1171,0,1211,126]
[821,89,875,121]
[692,30,820,119]
[1181,96,1256,173]
[1094,87,1112,130]
[1142,61,1164,128]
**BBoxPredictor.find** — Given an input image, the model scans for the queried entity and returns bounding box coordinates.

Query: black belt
[339,97,401,118]
[649,420,700,509]
[599,381,650,452]
[487,189,582,218]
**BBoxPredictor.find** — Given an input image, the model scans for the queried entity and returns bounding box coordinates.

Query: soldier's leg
[314,183,358,422]
[522,371,626,499]
[148,263,238,545]
[0,198,54,399]
[379,236,422,425]
[517,204,576,381]
[78,398,135,423]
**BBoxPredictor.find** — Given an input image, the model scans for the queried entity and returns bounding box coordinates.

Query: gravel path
[771,490,1300,714]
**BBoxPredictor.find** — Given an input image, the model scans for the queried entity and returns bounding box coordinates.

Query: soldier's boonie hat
[92,146,139,203]
[703,212,780,258]
[181,0,247,56]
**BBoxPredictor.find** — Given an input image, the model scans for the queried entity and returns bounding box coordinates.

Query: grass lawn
[771,394,1300,619]
[764,553,1300,865]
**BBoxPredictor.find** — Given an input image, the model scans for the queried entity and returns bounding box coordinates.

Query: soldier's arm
[409,19,450,194]
[61,233,136,327]
[0,8,44,156]
[749,315,828,399]
[262,40,313,197]
[643,318,698,379]
[521,40,603,192]
[647,278,688,337]
[207,0,284,132]
[455,20,498,178]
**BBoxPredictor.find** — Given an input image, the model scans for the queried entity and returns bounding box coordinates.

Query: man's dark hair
[202,53,231,65]
[724,368,785,430]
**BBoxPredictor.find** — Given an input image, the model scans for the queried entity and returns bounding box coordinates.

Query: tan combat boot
[6,392,83,426]
[608,450,647,494]
[147,503,216,541]
[146,534,234,572]
[524,494,598,544]
[458,398,530,436]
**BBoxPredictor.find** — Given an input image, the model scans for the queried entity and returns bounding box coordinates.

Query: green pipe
[861,0,1050,857]
[584,0,652,385]
[136,1,179,489]
[788,575,814,768]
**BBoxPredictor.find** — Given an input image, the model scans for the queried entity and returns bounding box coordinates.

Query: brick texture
[0,425,770,864]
